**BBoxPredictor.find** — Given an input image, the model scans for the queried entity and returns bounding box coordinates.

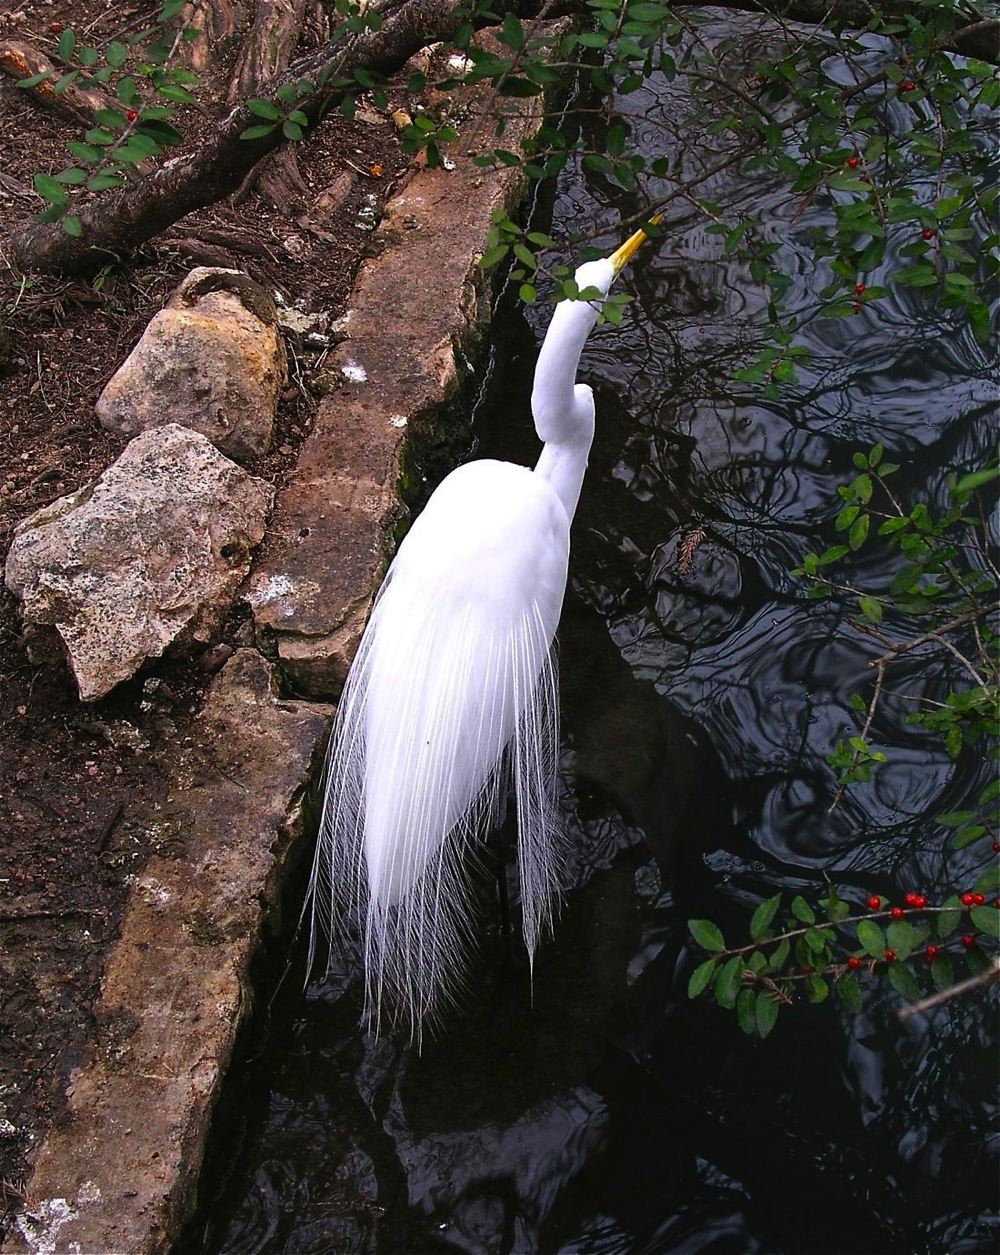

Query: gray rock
[5,424,274,701]
[95,268,287,461]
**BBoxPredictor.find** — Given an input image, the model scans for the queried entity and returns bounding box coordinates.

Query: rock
[4,424,273,701]
[95,268,286,461]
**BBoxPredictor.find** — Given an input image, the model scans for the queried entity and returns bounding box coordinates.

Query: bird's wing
[308,460,569,1035]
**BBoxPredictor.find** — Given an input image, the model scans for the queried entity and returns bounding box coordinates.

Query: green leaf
[858,595,883,623]
[86,172,125,191]
[970,905,1000,941]
[687,957,718,998]
[836,973,863,1012]
[248,98,282,120]
[67,141,102,164]
[849,513,870,550]
[935,896,963,938]
[856,918,885,958]
[478,244,508,269]
[790,896,815,924]
[240,123,277,140]
[498,77,541,98]
[688,918,725,952]
[95,108,127,130]
[713,955,743,1009]
[156,84,195,104]
[282,119,304,141]
[805,973,829,1003]
[974,865,1000,895]
[953,824,987,850]
[61,215,82,237]
[937,810,975,827]
[755,991,779,1038]
[954,467,1000,495]
[106,40,127,68]
[500,11,524,48]
[886,920,918,959]
[518,283,536,304]
[750,893,781,941]
[737,987,757,1034]
[930,954,954,991]
[33,173,68,205]
[55,167,87,185]
[888,962,921,1001]
[766,937,790,973]
[58,27,77,63]
[965,945,991,976]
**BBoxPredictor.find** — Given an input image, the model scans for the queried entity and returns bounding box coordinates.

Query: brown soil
[0,0,417,1227]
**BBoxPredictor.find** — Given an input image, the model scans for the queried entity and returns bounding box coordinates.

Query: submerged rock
[95,267,287,461]
[4,424,273,701]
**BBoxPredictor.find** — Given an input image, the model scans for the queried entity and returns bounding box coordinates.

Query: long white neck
[530,261,613,523]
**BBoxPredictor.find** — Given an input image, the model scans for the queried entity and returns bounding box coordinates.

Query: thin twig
[897,959,1000,1021]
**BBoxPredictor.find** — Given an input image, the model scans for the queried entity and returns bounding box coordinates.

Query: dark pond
[183,14,997,1255]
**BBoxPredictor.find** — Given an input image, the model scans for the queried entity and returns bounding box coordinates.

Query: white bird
[307,222,656,1038]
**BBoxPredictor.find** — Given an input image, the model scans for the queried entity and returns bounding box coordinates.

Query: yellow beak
[609,212,663,276]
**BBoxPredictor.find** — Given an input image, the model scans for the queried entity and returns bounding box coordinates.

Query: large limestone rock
[95,268,287,461]
[5,424,274,701]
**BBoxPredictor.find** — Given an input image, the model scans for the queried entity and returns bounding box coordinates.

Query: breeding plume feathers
[307,460,568,1039]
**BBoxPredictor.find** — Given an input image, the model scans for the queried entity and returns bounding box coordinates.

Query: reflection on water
[187,13,997,1255]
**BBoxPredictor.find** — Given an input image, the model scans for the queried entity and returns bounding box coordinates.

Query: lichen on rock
[4,424,274,701]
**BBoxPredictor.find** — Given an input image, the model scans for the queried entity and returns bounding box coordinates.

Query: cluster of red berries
[960,891,986,907]
[904,891,928,908]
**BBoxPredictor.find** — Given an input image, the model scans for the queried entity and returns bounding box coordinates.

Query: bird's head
[572,257,616,301]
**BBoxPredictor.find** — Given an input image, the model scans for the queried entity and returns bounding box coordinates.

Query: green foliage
[686,440,998,1032]
[793,447,998,790]
[686,880,999,1035]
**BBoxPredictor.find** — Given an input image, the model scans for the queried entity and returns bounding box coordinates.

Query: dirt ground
[0,0,417,1225]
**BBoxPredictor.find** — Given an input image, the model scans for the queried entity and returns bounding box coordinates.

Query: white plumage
[307,238,655,1037]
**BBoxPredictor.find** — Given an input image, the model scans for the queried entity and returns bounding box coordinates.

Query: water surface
[186,15,998,1254]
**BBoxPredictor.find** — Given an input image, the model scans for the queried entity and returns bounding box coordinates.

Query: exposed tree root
[0,37,120,127]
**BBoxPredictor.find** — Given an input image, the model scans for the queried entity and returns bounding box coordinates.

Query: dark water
[184,17,998,1255]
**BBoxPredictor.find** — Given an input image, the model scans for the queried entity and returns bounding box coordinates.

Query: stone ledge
[5,652,331,1255]
[249,73,550,697]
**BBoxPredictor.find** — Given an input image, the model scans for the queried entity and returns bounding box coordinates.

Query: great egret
[307,221,656,1038]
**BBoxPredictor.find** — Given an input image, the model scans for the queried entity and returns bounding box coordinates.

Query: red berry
[961,892,975,907]
[904,892,919,906]
[866,895,881,910]
[924,945,939,963]
[847,956,862,970]
[890,907,904,920]
[48,21,64,33]
[921,228,935,241]
[961,934,976,949]
[846,156,859,169]
[126,108,138,123]
[884,949,896,962]
[991,842,1000,852]
[900,80,916,93]
[972,893,985,906]
[855,283,866,295]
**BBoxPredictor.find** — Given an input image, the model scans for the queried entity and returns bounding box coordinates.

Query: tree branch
[6,0,466,274]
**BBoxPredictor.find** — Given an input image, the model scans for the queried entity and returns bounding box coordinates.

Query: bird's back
[309,459,569,1033]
